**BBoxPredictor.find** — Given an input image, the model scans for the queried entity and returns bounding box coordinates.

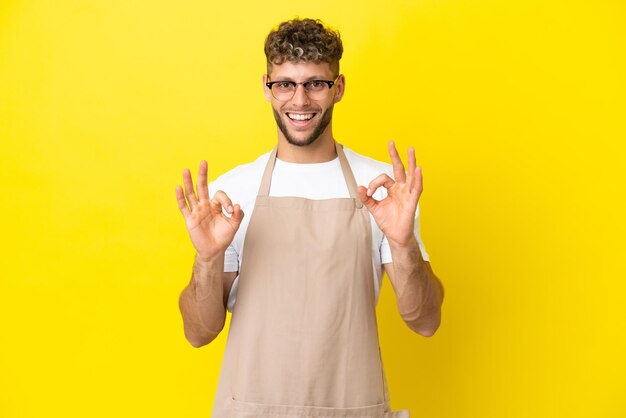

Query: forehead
[268,61,334,81]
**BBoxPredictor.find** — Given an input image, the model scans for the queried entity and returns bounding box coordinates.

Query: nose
[290,83,310,107]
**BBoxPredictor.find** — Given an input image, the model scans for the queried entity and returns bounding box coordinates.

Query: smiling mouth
[286,112,316,121]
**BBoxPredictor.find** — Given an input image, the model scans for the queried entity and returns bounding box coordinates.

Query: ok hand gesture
[358,142,423,247]
[176,161,244,260]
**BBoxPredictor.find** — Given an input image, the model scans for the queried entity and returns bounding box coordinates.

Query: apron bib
[212,143,409,418]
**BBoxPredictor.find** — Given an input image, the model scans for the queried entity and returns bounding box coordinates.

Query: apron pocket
[231,398,387,418]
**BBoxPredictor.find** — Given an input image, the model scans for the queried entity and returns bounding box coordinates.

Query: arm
[178,257,237,347]
[358,142,444,337]
[175,161,244,347]
[383,242,444,337]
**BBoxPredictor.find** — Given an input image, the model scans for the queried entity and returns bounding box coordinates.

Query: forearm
[386,238,444,337]
[179,253,227,347]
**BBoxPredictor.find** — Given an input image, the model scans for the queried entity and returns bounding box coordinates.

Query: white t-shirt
[208,146,429,311]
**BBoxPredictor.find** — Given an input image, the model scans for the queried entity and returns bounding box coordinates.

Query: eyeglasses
[265,76,339,101]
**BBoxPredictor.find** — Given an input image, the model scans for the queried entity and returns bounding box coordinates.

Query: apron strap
[258,143,364,209]
[335,142,363,208]
[258,147,278,197]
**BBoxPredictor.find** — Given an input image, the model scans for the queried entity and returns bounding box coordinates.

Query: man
[176,18,444,418]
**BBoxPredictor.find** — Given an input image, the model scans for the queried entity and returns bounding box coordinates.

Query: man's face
[264,61,345,147]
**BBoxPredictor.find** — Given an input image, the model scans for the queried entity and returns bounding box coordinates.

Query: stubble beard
[273,106,334,147]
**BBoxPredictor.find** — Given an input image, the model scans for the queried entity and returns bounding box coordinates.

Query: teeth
[288,113,314,121]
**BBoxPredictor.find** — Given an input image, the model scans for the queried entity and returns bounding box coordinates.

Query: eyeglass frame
[265,75,340,101]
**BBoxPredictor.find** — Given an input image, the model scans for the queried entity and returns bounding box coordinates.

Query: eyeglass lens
[271,81,332,101]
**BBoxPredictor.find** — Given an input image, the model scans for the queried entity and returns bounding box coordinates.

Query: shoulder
[208,151,271,201]
[211,152,270,187]
[342,146,393,183]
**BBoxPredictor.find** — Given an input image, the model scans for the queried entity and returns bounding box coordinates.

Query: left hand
[357,141,423,247]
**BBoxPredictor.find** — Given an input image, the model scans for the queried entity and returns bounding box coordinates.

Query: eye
[308,80,325,90]
[275,81,294,90]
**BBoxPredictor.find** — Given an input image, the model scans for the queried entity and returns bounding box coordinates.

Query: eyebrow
[270,75,329,82]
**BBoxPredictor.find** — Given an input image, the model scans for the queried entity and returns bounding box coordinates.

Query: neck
[276,127,337,163]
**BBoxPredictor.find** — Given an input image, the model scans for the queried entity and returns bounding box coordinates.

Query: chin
[273,107,333,147]
[284,133,320,147]
[279,120,321,147]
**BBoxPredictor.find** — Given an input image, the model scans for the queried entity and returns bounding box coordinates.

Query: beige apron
[212,143,409,418]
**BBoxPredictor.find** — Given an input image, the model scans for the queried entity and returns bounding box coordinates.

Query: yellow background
[1,1,625,417]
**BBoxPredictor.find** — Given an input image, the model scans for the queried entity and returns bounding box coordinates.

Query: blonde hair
[264,18,343,75]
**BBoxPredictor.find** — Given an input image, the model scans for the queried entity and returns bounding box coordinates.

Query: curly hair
[264,18,343,75]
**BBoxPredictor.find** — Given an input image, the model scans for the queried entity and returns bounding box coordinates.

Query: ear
[262,74,272,102]
[333,74,346,104]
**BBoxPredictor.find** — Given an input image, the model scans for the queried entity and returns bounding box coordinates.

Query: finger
[388,141,406,183]
[406,164,417,192]
[407,147,416,177]
[366,173,395,197]
[175,186,191,218]
[211,190,234,214]
[357,185,378,212]
[405,167,423,204]
[413,165,423,194]
[197,160,209,201]
[182,168,198,209]
[228,204,245,227]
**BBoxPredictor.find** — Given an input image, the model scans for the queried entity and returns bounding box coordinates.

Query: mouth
[286,112,317,126]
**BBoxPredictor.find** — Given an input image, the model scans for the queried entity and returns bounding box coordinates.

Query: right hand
[176,161,244,260]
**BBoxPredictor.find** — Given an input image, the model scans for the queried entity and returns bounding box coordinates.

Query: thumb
[357,186,377,212]
[228,204,245,228]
